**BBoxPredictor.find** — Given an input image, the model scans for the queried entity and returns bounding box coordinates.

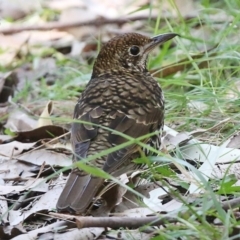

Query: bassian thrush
[57,32,178,214]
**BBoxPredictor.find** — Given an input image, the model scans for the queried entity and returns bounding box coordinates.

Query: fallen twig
[0,14,231,35]
[50,212,176,229]
[75,216,173,228]
[222,197,240,211]
[0,15,200,35]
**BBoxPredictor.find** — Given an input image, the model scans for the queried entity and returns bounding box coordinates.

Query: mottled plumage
[57,32,178,214]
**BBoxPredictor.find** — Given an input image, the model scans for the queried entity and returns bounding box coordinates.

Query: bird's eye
[129,46,140,56]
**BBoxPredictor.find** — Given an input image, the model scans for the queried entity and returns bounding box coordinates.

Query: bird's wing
[56,104,104,213]
[103,107,164,173]
[71,104,103,158]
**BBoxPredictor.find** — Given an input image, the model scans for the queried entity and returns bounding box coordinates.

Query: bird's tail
[57,172,103,214]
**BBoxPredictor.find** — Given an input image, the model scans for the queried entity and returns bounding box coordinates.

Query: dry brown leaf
[10,221,72,240]
[0,158,38,179]
[173,0,198,17]
[0,33,29,66]
[107,229,152,240]
[212,163,240,179]
[162,132,192,151]
[0,72,14,103]
[0,195,8,223]
[18,149,72,167]
[0,223,26,239]
[9,185,63,226]
[0,135,12,143]
[13,125,69,143]
[226,132,240,149]
[46,0,84,11]
[0,107,9,128]
[59,7,97,40]
[4,109,37,132]
[12,57,58,90]
[37,227,104,240]
[0,79,5,98]
[0,178,48,195]
[28,30,73,47]
[0,141,36,157]
[113,207,156,217]
[0,0,41,20]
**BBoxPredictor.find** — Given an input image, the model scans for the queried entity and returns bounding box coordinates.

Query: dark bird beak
[144,33,179,53]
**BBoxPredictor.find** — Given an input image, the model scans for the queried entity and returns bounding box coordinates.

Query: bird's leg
[91,183,127,217]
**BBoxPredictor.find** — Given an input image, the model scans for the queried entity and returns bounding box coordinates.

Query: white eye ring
[129,46,140,56]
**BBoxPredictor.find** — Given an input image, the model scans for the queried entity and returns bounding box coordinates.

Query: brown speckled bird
[57,32,178,214]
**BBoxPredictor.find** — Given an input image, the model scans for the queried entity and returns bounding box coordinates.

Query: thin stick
[50,213,176,229]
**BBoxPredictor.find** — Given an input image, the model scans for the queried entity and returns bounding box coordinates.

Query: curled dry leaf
[37,101,53,127]
[24,100,75,119]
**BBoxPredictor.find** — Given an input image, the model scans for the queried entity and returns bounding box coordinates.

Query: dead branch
[0,15,195,35]
[50,196,240,229]
[0,16,154,35]
[222,197,240,211]
[0,14,230,36]
[50,212,176,229]
[75,216,174,229]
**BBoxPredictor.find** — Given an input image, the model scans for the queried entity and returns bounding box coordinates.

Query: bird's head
[92,32,178,78]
